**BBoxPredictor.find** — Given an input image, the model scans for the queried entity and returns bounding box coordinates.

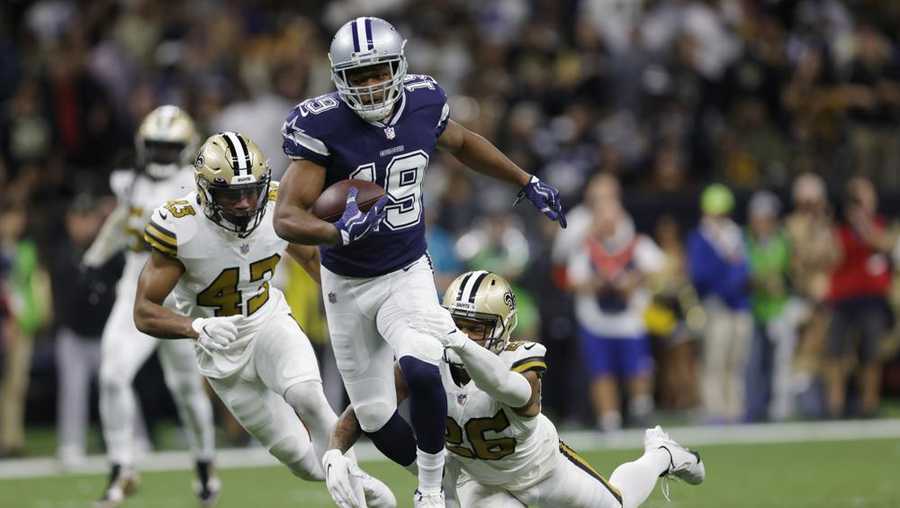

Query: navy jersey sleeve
[434,82,450,137]
[281,95,341,167]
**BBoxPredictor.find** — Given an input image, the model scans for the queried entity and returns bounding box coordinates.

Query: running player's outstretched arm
[133,250,195,339]
[273,160,341,246]
[437,119,531,186]
[286,243,322,284]
[438,119,566,227]
[82,204,129,267]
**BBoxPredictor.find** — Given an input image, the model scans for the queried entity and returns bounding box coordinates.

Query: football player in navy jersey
[274,17,566,507]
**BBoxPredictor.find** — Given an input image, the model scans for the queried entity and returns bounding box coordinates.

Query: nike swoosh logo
[159,212,168,219]
[524,344,536,350]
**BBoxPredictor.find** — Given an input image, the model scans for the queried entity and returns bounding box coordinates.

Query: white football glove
[191,315,242,352]
[322,449,367,508]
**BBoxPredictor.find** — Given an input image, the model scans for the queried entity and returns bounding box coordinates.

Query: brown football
[311,179,386,222]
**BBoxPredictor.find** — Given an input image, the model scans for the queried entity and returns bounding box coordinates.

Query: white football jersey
[109,168,196,290]
[441,340,560,492]
[143,183,288,377]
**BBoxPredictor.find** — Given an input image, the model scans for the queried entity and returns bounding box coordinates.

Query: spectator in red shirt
[825,177,895,418]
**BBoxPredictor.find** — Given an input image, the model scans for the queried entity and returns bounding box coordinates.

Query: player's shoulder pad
[503,340,548,375]
[281,92,346,163]
[402,74,446,102]
[109,168,137,200]
[401,74,450,136]
[143,193,200,258]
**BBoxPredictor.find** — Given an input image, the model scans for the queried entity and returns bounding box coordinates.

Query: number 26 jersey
[281,74,450,278]
[441,340,560,492]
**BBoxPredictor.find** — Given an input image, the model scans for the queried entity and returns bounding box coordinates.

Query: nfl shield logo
[457,393,467,405]
[240,243,250,254]
[328,292,337,303]
[384,126,396,140]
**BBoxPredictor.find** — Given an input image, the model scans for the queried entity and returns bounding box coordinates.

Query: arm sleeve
[436,101,450,137]
[449,340,533,408]
[82,205,130,267]
[143,207,178,258]
[281,103,333,167]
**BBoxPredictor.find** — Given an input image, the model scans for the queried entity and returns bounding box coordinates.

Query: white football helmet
[135,105,200,180]
[329,17,407,122]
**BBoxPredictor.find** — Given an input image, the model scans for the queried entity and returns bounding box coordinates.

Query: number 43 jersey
[441,340,561,492]
[143,185,288,378]
[281,74,450,278]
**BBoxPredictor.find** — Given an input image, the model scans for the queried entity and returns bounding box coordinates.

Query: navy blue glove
[514,176,567,228]
[334,187,389,246]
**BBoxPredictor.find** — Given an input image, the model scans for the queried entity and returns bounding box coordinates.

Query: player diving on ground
[132,132,395,507]
[323,271,705,508]
[273,17,567,507]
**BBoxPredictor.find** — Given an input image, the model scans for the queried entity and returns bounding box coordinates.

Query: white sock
[600,411,622,432]
[630,395,654,419]
[416,448,445,494]
[609,448,669,508]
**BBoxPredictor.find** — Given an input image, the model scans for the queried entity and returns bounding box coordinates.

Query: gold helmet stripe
[221,131,251,175]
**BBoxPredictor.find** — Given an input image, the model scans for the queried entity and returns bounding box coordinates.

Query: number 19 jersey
[441,340,560,492]
[143,184,288,378]
[281,74,450,278]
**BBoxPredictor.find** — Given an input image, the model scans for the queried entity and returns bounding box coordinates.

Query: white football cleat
[194,474,221,508]
[413,489,445,508]
[95,466,140,508]
[362,473,397,508]
[644,425,705,485]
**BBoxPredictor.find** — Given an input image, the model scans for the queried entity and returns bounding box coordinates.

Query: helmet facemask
[135,105,199,180]
[447,310,512,355]
[197,175,270,238]
[141,139,188,179]
[331,51,407,122]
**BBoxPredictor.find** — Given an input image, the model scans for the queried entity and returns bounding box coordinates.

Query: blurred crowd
[3,0,900,458]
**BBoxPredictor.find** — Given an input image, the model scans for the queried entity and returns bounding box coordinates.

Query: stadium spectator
[744,191,797,422]
[645,214,701,411]
[0,197,51,456]
[825,177,895,418]
[784,172,840,416]
[51,194,123,467]
[456,211,539,337]
[688,184,751,423]
[568,199,663,431]
[839,23,900,189]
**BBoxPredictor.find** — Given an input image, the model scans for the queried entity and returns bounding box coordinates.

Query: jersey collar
[367,91,406,129]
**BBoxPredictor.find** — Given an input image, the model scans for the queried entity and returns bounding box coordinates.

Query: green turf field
[1,438,898,508]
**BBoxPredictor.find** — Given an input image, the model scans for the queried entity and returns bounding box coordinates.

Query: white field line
[1,418,899,480]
